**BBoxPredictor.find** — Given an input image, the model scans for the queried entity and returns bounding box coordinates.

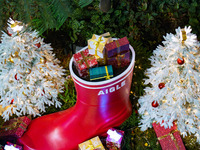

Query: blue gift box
[89,65,113,81]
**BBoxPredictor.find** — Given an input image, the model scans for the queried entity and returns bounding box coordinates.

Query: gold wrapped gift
[78,136,105,150]
[88,32,112,65]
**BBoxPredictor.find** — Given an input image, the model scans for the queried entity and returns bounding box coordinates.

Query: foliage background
[1,0,200,149]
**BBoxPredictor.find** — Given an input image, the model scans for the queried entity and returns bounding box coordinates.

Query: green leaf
[79,0,93,8]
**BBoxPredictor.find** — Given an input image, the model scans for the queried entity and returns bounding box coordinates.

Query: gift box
[89,65,113,81]
[5,142,23,150]
[0,116,31,140]
[73,48,98,78]
[88,32,112,65]
[106,128,124,150]
[78,136,105,150]
[105,37,129,58]
[107,51,130,68]
[105,37,130,68]
[152,122,186,150]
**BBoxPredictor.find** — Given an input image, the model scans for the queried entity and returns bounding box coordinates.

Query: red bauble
[10,99,14,104]
[158,83,165,89]
[8,31,12,36]
[35,43,41,48]
[15,73,18,80]
[177,57,184,65]
[152,101,159,108]
[41,89,45,96]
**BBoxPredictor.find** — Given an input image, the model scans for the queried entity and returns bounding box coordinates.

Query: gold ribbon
[90,66,113,81]
[91,36,103,58]
[85,140,103,149]
[86,144,95,149]
[181,29,187,45]
[77,51,91,68]
[115,40,121,55]
[105,66,110,80]
[157,129,180,150]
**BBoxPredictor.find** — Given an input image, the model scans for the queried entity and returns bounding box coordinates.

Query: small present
[4,142,23,150]
[78,136,105,150]
[106,128,124,150]
[0,116,31,140]
[152,122,186,150]
[73,49,98,78]
[107,51,130,68]
[105,37,129,58]
[89,65,113,81]
[88,32,112,65]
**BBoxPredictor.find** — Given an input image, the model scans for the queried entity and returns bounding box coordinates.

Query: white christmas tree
[138,26,200,142]
[0,18,66,121]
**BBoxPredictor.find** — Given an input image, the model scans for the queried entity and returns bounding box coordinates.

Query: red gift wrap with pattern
[73,48,98,78]
[5,142,23,150]
[105,37,130,68]
[152,122,186,150]
[106,128,124,150]
[105,37,129,58]
[0,116,31,140]
[107,51,130,68]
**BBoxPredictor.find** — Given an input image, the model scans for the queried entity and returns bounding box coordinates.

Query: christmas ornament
[158,83,165,89]
[15,74,18,80]
[40,58,47,64]
[18,43,135,150]
[138,26,200,143]
[10,99,14,104]
[177,57,184,65]
[0,18,66,121]
[35,43,41,48]
[152,101,159,108]
[7,31,12,36]
[41,89,45,96]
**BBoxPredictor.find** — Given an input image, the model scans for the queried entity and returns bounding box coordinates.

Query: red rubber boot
[18,44,135,150]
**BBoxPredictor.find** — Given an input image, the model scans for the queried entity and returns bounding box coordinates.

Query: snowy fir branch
[138,26,200,143]
[0,18,66,121]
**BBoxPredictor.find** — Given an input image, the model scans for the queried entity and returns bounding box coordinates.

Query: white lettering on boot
[98,80,126,96]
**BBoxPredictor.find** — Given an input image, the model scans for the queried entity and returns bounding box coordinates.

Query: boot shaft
[70,44,135,107]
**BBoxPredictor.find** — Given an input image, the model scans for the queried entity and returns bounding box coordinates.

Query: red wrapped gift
[5,142,23,150]
[105,37,129,58]
[107,51,130,68]
[0,116,31,140]
[106,128,124,150]
[152,122,186,150]
[73,48,98,78]
[105,37,130,68]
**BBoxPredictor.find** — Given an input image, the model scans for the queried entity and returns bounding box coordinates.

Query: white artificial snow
[0,18,66,121]
[138,26,200,143]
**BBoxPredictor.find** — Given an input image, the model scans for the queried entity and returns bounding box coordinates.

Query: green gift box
[89,65,113,81]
